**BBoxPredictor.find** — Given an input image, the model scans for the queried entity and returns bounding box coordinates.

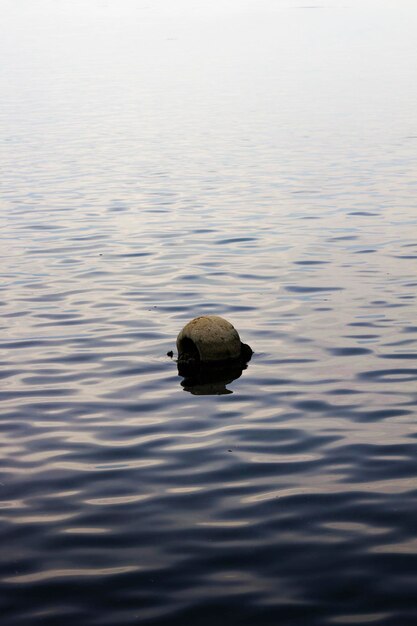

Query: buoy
[176,315,252,364]
[174,316,253,394]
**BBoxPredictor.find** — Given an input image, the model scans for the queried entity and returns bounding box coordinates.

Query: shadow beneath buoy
[177,344,253,395]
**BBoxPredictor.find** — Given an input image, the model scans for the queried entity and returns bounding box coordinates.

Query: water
[1,1,417,624]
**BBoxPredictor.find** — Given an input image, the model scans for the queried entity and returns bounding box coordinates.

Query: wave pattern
[1,1,417,624]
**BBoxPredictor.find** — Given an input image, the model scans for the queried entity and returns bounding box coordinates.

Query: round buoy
[176,315,252,363]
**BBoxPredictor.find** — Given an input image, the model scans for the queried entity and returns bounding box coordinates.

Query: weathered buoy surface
[176,315,251,363]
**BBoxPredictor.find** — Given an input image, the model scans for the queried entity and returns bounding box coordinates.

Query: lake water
[1,1,417,624]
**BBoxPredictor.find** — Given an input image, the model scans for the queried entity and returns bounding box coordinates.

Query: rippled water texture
[1,1,417,624]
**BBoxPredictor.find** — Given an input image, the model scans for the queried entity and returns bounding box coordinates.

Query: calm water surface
[1,1,417,624]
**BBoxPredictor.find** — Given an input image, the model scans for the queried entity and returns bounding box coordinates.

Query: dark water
[1,1,417,624]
